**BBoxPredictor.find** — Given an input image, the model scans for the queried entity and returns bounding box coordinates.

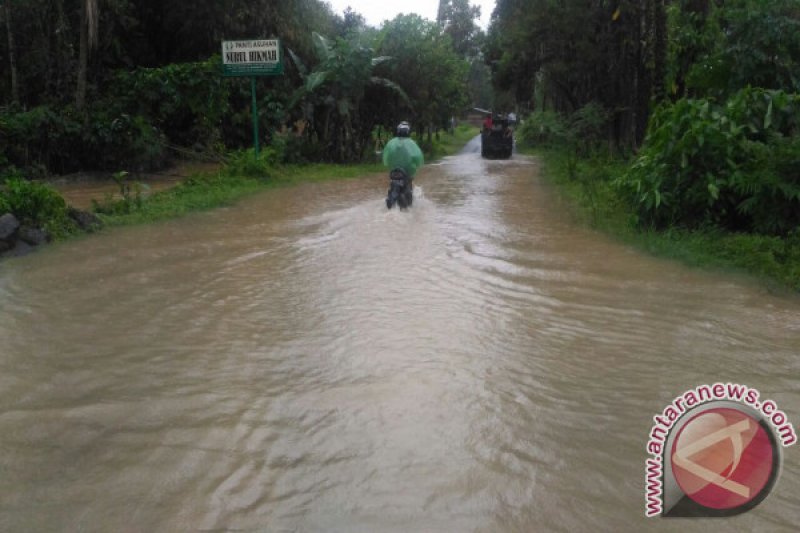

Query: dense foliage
[667,0,800,100]
[1,102,168,174]
[486,0,668,147]
[517,103,610,155]
[615,0,800,236]
[0,0,483,174]
[501,0,799,287]
[620,89,800,235]
[501,1,799,238]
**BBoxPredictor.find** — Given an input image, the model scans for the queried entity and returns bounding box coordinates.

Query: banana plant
[286,32,410,162]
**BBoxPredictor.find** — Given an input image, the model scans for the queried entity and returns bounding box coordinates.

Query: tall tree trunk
[635,1,653,146]
[653,0,667,102]
[50,0,70,97]
[76,3,88,110]
[5,0,19,105]
[75,0,98,111]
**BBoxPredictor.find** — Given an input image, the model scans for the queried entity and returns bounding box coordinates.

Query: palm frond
[306,71,328,92]
[286,47,307,78]
[371,56,393,67]
[370,77,412,107]
[312,32,332,62]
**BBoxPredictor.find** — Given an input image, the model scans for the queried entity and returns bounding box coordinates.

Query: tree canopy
[1,0,484,170]
[486,0,668,146]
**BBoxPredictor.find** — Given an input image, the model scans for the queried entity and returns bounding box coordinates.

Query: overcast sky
[325,0,496,29]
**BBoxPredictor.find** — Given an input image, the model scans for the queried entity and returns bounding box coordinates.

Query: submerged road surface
[1,139,799,531]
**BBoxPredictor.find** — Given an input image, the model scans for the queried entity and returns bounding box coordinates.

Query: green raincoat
[382,137,424,177]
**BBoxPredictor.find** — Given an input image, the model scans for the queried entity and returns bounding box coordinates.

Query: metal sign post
[251,77,259,157]
[221,39,284,160]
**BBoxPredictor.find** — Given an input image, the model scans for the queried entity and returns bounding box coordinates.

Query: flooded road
[1,141,799,531]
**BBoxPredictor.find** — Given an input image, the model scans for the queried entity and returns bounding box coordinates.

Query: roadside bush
[1,177,77,237]
[225,148,278,178]
[1,104,167,174]
[618,88,800,235]
[517,103,610,155]
[1,105,84,174]
[517,110,571,147]
[2,58,227,176]
[570,103,610,155]
[85,110,167,171]
[2,176,65,224]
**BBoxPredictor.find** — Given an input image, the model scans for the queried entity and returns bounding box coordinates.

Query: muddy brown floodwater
[1,139,798,531]
[51,162,221,210]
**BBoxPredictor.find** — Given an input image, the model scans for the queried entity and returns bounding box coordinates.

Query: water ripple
[0,149,798,531]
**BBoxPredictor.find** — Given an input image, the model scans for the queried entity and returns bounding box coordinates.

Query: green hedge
[1,105,167,174]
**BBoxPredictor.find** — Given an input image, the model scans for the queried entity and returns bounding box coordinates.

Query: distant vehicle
[481,113,513,159]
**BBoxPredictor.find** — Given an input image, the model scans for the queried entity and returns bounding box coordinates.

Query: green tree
[669,0,800,99]
[486,0,670,146]
[377,14,469,139]
[288,32,409,162]
[467,60,492,109]
[437,0,483,58]
[336,6,366,37]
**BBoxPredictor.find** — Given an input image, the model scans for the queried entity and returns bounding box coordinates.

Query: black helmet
[396,121,411,137]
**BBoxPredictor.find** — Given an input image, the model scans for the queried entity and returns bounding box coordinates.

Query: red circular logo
[671,407,775,510]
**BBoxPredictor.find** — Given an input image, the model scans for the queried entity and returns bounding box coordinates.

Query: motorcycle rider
[382,121,424,192]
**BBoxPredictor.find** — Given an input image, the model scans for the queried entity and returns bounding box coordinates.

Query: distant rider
[382,121,424,190]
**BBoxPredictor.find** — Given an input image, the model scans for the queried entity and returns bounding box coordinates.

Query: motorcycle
[386,168,413,209]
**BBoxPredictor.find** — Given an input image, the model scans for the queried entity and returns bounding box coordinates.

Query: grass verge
[418,124,480,160]
[522,147,800,292]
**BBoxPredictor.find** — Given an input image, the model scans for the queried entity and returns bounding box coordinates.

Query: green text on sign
[222,39,283,77]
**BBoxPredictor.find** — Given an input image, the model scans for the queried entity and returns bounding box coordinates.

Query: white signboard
[222,39,283,77]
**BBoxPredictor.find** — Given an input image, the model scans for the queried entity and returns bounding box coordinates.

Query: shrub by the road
[0,176,77,238]
[618,88,800,235]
